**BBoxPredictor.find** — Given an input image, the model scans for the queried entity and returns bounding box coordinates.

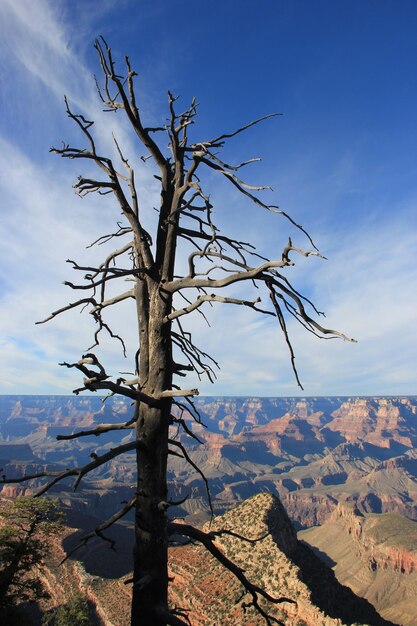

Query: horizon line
[0,394,416,399]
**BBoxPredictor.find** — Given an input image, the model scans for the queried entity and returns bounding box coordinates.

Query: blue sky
[0,0,416,396]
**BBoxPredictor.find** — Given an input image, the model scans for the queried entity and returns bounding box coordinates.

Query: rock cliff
[300,504,417,625]
[1,395,417,538]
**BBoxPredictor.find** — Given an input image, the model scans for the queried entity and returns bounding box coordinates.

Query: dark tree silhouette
[0,39,353,626]
[0,497,63,610]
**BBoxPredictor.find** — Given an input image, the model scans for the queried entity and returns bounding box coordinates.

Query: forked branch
[168,522,293,625]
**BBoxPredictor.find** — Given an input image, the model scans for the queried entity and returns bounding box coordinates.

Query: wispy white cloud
[0,0,415,397]
[192,204,417,396]
[0,1,151,393]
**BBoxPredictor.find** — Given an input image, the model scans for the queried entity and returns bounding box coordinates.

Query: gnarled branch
[168,522,293,625]
[62,494,137,563]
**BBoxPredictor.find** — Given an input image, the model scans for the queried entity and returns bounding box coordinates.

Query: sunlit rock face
[300,504,417,625]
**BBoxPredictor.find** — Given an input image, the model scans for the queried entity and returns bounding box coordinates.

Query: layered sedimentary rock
[300,504,417,625]
[1,395,417,528]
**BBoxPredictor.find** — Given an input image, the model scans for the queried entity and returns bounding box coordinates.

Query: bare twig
[62,494,137,562]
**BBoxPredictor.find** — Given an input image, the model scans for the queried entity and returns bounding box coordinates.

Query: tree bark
[131,285,173,626]
[131,403,170,625]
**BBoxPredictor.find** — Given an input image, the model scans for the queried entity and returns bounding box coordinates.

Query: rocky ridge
[169,493,393,625]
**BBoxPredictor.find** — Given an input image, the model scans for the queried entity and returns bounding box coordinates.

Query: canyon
[19,493,397,626]
[1,395,417,526]
[1,395,417,624]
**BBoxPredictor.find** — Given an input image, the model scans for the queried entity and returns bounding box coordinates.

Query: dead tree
[1,39,353,626]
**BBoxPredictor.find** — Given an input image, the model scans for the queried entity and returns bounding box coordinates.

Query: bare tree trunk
[131,288,173,625]
[131,402,170,625]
